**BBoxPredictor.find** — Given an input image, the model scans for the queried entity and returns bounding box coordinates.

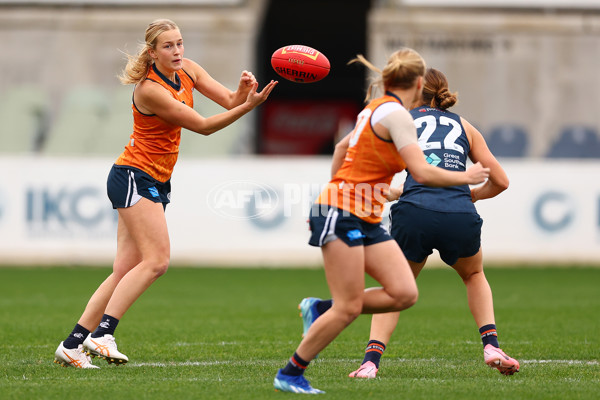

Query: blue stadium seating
[546,126,600,158]
[485,125,529,157]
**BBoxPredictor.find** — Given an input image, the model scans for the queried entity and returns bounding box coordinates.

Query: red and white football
[271,45,330,83]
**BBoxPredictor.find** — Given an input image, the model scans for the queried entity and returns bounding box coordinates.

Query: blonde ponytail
[349,48,425,102]
[118,45,154,85]
[348,54,382,102]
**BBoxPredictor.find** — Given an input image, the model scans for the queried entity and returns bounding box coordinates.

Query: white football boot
[54,342,99,369]
[83,334,129,365]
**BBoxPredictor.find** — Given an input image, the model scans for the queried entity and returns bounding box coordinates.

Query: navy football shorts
[390,202,483,266]
[106,165,171,210]
[308,204,393,247]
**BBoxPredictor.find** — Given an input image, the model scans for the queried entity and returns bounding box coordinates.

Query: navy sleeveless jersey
[395,107,476,213]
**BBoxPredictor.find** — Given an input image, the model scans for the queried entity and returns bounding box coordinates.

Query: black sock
[479,324,500,348]
[362,340,386,368]
[281,352,310,376]
[91,314,120,338]
[316,300,333,315]
[62,324,91,349]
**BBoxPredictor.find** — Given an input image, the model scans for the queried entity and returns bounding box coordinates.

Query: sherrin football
[271,45,330,83]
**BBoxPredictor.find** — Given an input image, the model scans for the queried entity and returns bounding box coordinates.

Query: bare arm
[184,59,257,110]
[462,118,509,202]
[331,133,350,177]
[373,109,490,187]
[135,78,277,136]
[399,143,490,186]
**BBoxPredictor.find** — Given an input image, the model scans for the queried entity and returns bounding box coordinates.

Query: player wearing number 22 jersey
[398,106,475,214]
[391,105,481,267]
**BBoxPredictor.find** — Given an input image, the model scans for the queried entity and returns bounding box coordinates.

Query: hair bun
[436,89,457,109]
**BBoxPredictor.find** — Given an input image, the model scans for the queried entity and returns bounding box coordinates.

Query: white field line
[521,359,599,365]
[130,358,599,367]
[132,361,249,367]
[17,342,599,367]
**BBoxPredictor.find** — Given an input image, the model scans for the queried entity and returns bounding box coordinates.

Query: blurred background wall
[0,0,599,266]
[1,0,599,158]
[370,1,600,159]
[0,0,266,156]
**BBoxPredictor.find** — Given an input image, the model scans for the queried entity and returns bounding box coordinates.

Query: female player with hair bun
[54,19,276,369]
[274,52,490,394]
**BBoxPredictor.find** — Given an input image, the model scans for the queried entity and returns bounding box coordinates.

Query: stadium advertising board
[0,157,598,266]
[259,101,359,155]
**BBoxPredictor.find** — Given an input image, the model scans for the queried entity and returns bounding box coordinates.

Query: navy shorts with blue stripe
[308,204,393,247]
[390,202,482,266]
[106,165,171,209]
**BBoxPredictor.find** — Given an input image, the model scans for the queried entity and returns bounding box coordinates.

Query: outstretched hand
[245,80,278,108]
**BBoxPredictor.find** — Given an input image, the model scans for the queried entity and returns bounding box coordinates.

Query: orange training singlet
[316,93,409,223]
[115,64,195,182]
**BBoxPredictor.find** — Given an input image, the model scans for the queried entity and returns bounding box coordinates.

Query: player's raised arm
[137,75,277,136]
[185,58,259,110]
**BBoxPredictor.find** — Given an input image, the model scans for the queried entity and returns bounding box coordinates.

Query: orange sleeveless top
[115,64,195,182]
[316,93,409,223]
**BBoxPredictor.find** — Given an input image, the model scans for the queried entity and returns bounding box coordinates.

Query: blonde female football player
[273,50,490,394]
[54,19,277,368]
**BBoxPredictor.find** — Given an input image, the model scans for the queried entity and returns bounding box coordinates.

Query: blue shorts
[308,205,393,247]
[106,165,171,209]
[389,202,482,265]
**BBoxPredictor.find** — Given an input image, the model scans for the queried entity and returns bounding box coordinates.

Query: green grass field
[0,266,598,399]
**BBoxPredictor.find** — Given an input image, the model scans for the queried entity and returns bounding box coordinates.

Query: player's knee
[391,286,419,311]
[152,257,170,277]
[144,252,170,277]
[460,269,483,283]
[332,300,362,324]
[405,287,419,308]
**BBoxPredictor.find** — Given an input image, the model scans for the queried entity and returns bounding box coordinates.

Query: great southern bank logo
[425,153,441,167]
[206,180,281,222]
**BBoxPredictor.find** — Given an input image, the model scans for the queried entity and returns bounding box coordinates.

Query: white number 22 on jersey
[413,115,465,154]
